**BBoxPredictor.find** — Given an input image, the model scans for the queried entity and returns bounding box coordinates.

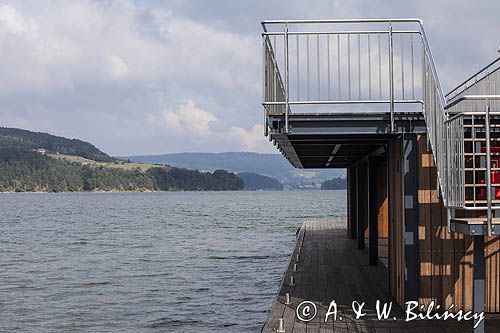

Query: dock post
[473,236,485,333]
[403,133,419,301]
[369,156,378,265]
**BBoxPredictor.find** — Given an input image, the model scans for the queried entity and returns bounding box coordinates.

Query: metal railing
[444,59,500,236]
[444,96,500,236]
[446,56,500,103]
[446,58,500,115]
[261,19,499,235]
[261,19,448,200]
[262,19,429,133]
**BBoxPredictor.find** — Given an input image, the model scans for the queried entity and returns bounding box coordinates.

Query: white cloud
[225,124,276,153]
[0,4,32,35]
[160,100,216,136]
[0,0,499,155]
[107,55,129,79]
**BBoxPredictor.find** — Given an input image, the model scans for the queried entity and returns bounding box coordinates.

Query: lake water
[0,191,346,332]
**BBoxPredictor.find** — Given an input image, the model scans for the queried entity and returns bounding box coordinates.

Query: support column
[369,157,378,265]
[403,133,419,301]
[386,144,393,295]
[357,163,366,250]
[473,236,485,333]
[348,167,357,239]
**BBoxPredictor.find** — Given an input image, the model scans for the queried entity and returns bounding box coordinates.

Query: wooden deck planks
[261,219,500,333]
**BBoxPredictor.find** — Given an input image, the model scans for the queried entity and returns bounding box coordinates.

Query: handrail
[445,94,500,109]
[418,25,447,107]
[262,30,421,36]
[262,18,423,26]
[262,18,444,105]
[446,56,500,101]
[261,19,446,103]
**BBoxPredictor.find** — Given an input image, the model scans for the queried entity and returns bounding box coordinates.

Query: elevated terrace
[261,18,500,333]
[262,19,430,168]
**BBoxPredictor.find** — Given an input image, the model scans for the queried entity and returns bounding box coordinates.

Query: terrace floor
[261,219,500,332]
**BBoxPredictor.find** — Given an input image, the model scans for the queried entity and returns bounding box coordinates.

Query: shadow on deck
[262,219,500,332]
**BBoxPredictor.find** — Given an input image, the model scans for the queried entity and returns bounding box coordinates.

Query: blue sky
[0,0,498,155]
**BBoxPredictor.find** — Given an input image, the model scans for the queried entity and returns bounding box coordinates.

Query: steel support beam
[450,221,500,235]
[369,156,379,265]
[385,144,392,293]
[348,167,357,239]
[357,163,367,250]
[473,236,485,333]
[403,133,419,301]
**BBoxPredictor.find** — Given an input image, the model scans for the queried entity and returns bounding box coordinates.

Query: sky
[0,0,499,156]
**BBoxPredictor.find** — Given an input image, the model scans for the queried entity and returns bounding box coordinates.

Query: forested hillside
[320,177,347,190]
[122,152,346,187]
[237,172,283,191]
[0,128,244,192]
[0,127,114,162]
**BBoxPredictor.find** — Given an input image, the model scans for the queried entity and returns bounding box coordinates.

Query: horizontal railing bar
[446,66,500,102]
[465,168,500,171]
[445,107,500,123]
[262,30,420,36]
[262,18,423,25]
[263,99,424,105]
[464,153,500,156]
[445,112,500,124]
[448,206,500,211]
[446,56,500,99]
[445,94,500,109]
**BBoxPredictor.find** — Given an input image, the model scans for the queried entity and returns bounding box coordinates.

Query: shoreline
[0,188,343,194]
[0,189,243,194]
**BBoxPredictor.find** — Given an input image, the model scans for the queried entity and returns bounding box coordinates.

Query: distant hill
[320,177,347,190]
[0,127,114,162]
[122,152,345,188]
[237,172,283,191]
[0,128,244,192]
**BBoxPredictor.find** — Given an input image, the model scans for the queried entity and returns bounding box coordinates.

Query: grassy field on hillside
[48,154,167,171]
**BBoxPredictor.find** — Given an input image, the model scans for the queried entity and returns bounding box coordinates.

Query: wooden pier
[262,219,500,333]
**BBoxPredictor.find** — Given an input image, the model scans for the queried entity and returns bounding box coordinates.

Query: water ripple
[0,190,346,332]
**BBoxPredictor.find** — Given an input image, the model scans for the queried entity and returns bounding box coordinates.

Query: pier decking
[262,220,500,332]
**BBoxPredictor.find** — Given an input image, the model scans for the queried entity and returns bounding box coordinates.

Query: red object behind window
[477,145,500,200]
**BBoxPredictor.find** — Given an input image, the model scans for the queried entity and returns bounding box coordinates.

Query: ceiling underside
[268,112,426,168]
[278,134,394,168]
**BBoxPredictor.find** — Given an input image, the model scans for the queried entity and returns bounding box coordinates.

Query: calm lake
[0,191,346,332]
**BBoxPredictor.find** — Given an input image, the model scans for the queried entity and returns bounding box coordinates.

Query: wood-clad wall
[386,135,500,312]
[377,164,389,238]
[362,163,388,240]
[416,134,500,313]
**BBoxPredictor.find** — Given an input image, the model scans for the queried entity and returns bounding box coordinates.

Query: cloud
[0,0,499,155]
[107,55,129,79]
[0,4,32,34]
[159,100,217,136]
[226,124,275,153]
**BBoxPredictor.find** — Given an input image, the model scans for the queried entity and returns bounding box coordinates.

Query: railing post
[262,36,269,137]
[284,25,290,133]
[485,103,492,236]
[388,23,395,132]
